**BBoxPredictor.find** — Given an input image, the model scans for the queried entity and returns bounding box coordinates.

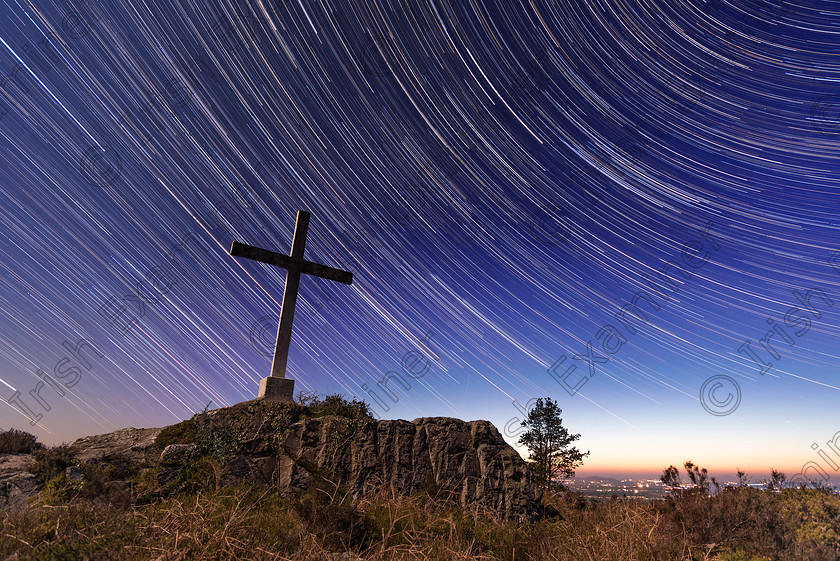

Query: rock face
[261,416,541,518]
[69,427,161,464]
[0,454,40,510]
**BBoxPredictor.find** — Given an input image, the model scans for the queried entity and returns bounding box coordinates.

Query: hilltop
[1,395,840,560]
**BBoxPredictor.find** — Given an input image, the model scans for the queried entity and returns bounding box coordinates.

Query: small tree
[661,465,682,490]
[764,468,786,491]
[660,461,719,496]
[518,397,588,490]
[684,460,717,492]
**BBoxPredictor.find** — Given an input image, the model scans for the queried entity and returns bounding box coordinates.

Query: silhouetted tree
[684,460,717,492]
[518,397,588,490]
[764,468,786,491]
[661,461,719,494]
[661,465,682,490]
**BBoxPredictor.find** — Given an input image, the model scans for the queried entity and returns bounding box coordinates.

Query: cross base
[258,376,296,402]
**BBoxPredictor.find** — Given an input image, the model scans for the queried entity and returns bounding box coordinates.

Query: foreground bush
[0,428,42,454]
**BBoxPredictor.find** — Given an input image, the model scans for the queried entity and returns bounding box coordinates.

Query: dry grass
[5,477,837,560]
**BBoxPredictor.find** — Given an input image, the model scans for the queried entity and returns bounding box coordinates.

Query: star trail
[1,0,840,478]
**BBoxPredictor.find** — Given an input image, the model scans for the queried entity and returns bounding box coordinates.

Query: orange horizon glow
[572,464,833,481]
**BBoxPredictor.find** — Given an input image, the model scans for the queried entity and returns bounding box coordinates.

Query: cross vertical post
[269,210,308,380]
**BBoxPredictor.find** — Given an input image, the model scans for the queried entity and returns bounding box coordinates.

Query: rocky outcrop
[159,444,197,466]
[2,410,541,518]
[269,416,541,518]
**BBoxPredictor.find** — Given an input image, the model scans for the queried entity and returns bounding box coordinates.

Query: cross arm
[301,261,353,285]
[230,241,353,285]
[231,241,294,269]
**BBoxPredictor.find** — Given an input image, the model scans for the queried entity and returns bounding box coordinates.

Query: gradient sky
[1,0,840,483]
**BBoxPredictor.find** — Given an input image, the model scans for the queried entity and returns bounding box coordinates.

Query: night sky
[1,0,840,481]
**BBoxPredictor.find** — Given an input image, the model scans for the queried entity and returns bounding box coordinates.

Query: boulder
[70,427,161,464]
[0,454,40,510]
[65,466,84,481]
[159,443,197,466]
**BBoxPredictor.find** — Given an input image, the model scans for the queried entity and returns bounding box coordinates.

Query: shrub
[37,474,84,505]
[305,392,375,422]
[28,445,76,482]
[196,416,243,463]
[304,393,377,440]
[0,428,42,454]
[155,404,244,463]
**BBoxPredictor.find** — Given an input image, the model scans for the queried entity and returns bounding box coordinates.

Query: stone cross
[230,210,353,401]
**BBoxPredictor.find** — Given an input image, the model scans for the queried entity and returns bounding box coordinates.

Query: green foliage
[28,445,77,482]
[196,415,243,463]
[651,465,840,560]
[163,456,217,496]
[302,391,376,423]
[154,394,375,459]
[779,486,840,557]
[37,474,84,506]
[0,428,43,454]
[155,403,244,463]
[765,468,787,491]
[154,416,201,449]
[94,452,143,482]
[132,466,165,505]
[265,406,298,450]
[518,397,588,490]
